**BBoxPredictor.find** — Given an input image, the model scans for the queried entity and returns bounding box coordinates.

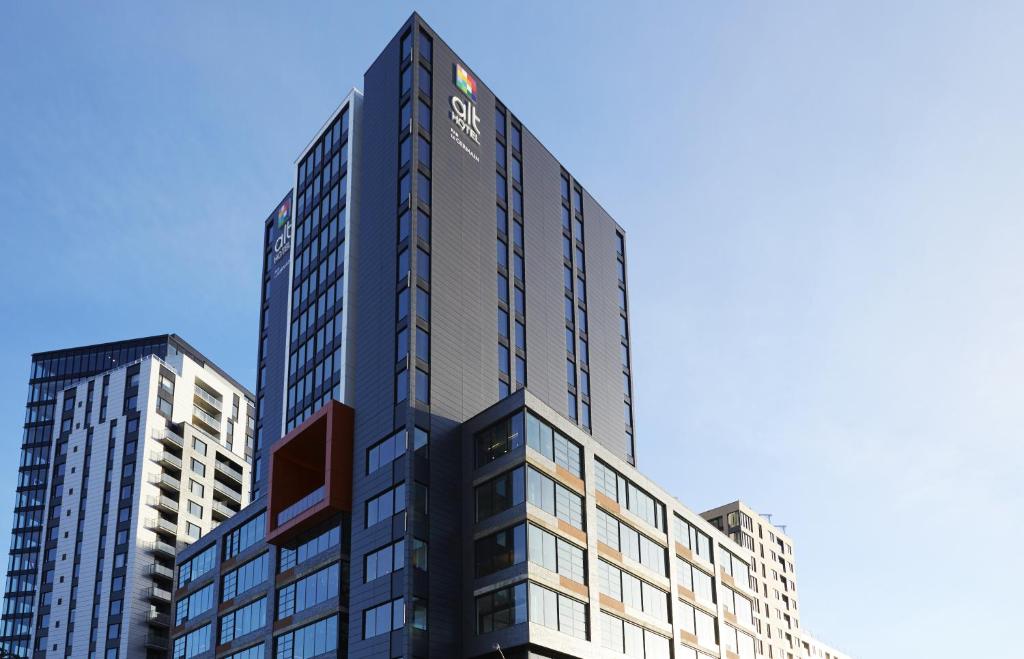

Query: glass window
[476,583,526,634]
[474,412,524,466]
[417,172,431,205]
[418,99,431,129]
[495,107,506,138]
[475,524,526,577]
[475,467,524,521]
[277,562,340,618]
[418,135,431,167]
[497,308,510,338]
[496,172,507,200]
[418,64,431,95]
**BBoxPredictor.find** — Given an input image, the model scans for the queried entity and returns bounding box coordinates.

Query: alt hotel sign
[449,63,481,162]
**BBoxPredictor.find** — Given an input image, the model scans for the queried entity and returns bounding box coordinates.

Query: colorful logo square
[456,63,477,102]
[277,198,290,228]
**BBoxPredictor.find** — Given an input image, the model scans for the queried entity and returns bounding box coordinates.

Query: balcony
[147,610,170,627]
[148,585,172,602]
[267,401,354,545]
[147,472,181,493]
[145,516,178,537]
[146,494,179,514]
[213,480,241,504]
[145,632,170,650]
[193,385,223,412]
[215,459,244,485]
[211,499,237,521]
[146,562,175,581]
[192,405,221,435]
[149,449,182,470]
[152,427,184,448]
[144,539,176,558]
[276,486,325,527]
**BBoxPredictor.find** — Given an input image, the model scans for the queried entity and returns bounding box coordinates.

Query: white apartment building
[35,347,253,659]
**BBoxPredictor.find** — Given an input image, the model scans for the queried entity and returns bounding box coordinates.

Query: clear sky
[1,2,1021,657]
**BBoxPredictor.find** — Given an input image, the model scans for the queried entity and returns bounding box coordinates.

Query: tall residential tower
[160,12,846,659]
[0,336,254,658]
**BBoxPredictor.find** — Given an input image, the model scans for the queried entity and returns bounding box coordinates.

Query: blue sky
[1,2,1021,656]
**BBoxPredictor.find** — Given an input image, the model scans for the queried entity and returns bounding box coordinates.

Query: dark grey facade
[168,11,634,659]
[251,192,295,500]
[343,13,633,657]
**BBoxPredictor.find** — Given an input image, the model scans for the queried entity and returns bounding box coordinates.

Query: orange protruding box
[266,400,354,545]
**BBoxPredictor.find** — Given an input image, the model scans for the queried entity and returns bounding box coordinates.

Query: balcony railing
[145,494,179,514]
[147,610,170,628]
[193,404,221,429]
[276,486,325,527]
[146,562,174,581]
[148,585,172,602]
[149,450,182,470]
[215,459,243,484]
[145,632,170,650]
[193,385,223,410]
[151,427,184,448]
[213,480,241,504]
[145,516,177,536]
[211,499,236,520]
[147,472,181,493]
[143,539,176,557]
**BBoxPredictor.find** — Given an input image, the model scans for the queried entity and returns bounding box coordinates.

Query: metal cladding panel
[256,191,294,490]
[520,127,577,424]
[421,26,501,658]
[348,20,407,659]
[580,189,631,461]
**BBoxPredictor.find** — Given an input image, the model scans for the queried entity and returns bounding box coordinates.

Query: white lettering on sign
[450,127,480,162]
[449,96,481,145]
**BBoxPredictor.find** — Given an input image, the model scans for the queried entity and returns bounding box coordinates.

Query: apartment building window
[223,645,264,659]
[476,583,526,634]
[365,484,406,528]
[275,614,338,658]
[367,430,406,474]
[528,582,587,640]
[219,596,266,644]
[721,623,756,659]
[222,552,269,601]
[475,524,525,577]
[599,612,671,659]
[475,467,524,521]
[222,512,266,560]
[278,524,341,572]
[676,555,716,604]
[722,585,755,627]
[474,412,524,466]
[597,559,668,621]
[524,411,582,476]
[526,467,584,530]
[178,544,216,587]
[594,459,665,532]
[176,582,214,625]
[277,562,340,617]
[718,546,752,587]
[595,509,666,576]
[364,542,403,583]
[172,623,211,659]
[363,598,404,639]
[527,523,585,584]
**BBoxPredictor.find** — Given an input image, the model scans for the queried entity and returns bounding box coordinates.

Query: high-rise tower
[0,335,253,658]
